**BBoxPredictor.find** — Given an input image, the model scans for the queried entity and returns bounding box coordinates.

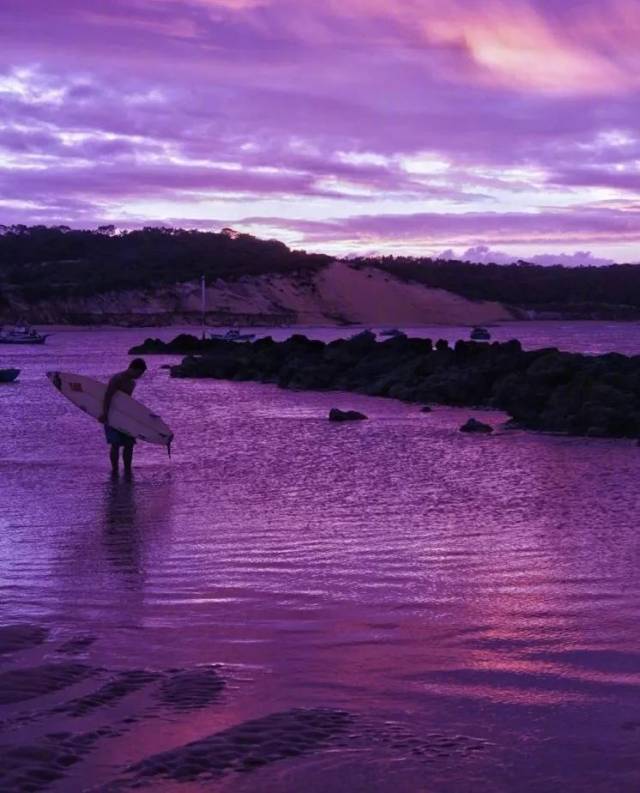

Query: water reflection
[103,475,142,576]
[3,329,640,791]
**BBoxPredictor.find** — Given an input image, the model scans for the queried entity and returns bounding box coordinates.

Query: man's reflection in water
[101,471,173,586]
[103,474,142,577]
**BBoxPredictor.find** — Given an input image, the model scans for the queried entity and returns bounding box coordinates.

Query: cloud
[239,206,640,248]
[1,1,640,260]
[439,245,619,267]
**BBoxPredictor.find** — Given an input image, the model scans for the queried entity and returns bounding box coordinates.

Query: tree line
[352,256,640,314]
[0,225,330,301]
[1,225,639,313]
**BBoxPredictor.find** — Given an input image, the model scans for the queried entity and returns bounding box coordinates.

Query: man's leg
[109,444,120,473]
[123,443,134,474]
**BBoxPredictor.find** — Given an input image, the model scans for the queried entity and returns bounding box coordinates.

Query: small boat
[199,275,255,342]
[348,330,376,341]
[0,325,49,344]
[0,368,20,383]
[208,329,256,342]
[470,326,491,341]
[380,328,405,338]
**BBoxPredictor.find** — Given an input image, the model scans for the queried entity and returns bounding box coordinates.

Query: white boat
[0,325,50,344]
[470,326,491,341]
[208,329,256,342]
[0,368,20,383]
[199,275,255,342]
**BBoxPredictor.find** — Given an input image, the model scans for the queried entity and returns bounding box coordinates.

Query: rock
[460,418,493,434]
[420,406,433,413]
[329,408,367,422]
[502,418,523,430]
[159,332,640,440]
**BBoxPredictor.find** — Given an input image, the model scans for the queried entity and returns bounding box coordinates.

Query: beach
[1,324,640,791]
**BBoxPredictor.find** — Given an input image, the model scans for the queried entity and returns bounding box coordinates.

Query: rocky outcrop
[329,408,367,422]
[460,418,493,434]
[159,333,640,439]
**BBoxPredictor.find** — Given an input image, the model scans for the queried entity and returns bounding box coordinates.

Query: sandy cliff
[1,262,513,326]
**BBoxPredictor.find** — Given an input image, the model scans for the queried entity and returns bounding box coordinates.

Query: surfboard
[47,371,174,449]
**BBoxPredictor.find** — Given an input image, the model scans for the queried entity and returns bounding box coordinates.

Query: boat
[470,326,491,341]
[0,368,20,383]
[348,330,376,341]
[380,328,405,338]
[199,275,255,342]
[208,329,256,342]
[0,325,49,344]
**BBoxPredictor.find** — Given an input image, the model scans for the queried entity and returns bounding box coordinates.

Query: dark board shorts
[104,425,136,447]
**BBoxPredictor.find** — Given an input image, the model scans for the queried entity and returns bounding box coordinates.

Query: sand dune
[4,261,513,326]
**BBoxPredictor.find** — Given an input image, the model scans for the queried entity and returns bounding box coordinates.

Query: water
[1,323,640,791]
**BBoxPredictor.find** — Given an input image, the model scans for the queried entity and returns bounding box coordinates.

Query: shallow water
[1,325,640,792]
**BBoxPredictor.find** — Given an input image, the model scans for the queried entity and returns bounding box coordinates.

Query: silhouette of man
[99,358,147,474]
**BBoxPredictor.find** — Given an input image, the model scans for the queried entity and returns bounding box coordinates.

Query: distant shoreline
[25,317,640,332]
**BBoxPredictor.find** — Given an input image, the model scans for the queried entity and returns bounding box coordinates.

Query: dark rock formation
[329,408,367,422]
[460,418,493,434]
[130,334,221,355]
[147,332,640,439]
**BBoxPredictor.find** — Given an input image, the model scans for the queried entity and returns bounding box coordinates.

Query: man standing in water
[99,358,147,474]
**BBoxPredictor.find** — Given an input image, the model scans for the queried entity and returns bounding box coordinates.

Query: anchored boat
[470,326,491,341]
[0,368,20,383]
[0,325,49,344]
[207,329,256,342]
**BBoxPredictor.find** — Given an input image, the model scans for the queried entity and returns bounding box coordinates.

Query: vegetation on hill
[1,226,640,318]
[0,225,331,302]
[351,257,640,316]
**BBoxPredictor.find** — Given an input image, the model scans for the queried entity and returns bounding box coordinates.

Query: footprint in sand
[0,624,49,656]
[122,707,353,785]
[158,666,226,712]
[55,636,97,656]
[0,726,123,791]
[0,664,95,706]
[50,669,163,718]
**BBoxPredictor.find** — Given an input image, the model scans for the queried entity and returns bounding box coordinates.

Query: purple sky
[2,0,640,262]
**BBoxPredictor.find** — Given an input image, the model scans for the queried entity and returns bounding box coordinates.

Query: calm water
[1,323,640,792]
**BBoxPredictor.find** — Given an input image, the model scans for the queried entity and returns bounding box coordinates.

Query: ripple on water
[1,328,640,791]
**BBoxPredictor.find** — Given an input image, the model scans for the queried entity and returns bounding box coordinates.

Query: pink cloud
[239,207,640,247]
[440,245,619,267]
[1,1,640,260]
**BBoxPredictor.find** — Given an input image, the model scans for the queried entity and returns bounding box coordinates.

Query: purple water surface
[1,324,640,792]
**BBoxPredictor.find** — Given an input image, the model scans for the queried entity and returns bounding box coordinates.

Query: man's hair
[129,358,147,372]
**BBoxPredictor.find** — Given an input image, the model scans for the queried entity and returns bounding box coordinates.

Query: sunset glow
[1,0,640,261]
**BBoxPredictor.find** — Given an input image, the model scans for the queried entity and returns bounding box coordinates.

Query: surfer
[99,358,148,474]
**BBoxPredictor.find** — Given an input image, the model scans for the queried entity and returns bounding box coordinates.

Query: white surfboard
[47,371,174,449]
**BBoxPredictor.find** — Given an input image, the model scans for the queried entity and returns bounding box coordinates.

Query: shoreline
[26,317,640,332]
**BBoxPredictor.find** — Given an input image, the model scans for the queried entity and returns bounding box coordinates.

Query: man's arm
[99,376,120,423]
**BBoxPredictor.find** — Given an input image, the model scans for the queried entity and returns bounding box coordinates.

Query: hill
[0,225,639,324]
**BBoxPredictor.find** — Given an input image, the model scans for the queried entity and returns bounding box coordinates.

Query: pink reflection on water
[0,327,640,790]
